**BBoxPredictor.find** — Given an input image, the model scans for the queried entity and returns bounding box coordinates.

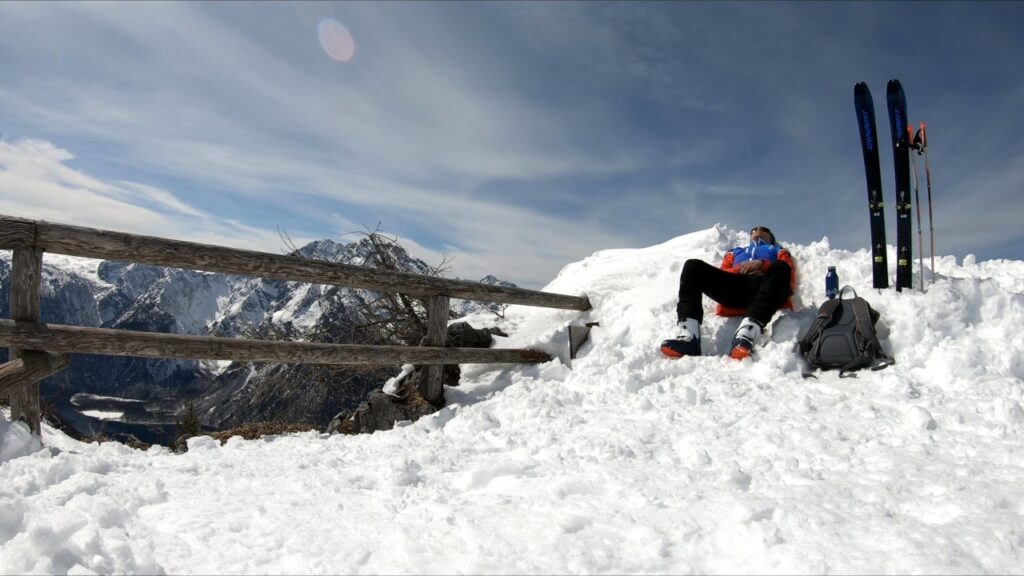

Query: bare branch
[277,226,302,256]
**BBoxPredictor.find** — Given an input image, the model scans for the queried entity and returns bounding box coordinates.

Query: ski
[854,82,889,289]
[887,79,913,290]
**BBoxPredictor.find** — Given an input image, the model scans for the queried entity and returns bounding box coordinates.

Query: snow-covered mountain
[0,237,515,438]
[453,274,518,317]
[3,224,1023,574]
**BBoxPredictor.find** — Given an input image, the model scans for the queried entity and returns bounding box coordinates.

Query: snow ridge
[2,226,1023,574]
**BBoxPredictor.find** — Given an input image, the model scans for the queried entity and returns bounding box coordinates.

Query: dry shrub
[209,421,316,443]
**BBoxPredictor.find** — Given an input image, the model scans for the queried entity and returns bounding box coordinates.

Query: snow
[382,364,416,396]
[2,225,1024,574]
[0,413,41,464]
[40,253,110,291]
[70,394,144,406]
[270,282,326,331]
[78,411,124,421]
[198,359,234,376]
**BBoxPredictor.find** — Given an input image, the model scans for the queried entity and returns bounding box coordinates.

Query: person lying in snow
[661,225,796,360]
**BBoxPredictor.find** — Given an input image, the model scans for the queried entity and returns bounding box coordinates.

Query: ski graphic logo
[862,111,874,151]
[894,109,904,144]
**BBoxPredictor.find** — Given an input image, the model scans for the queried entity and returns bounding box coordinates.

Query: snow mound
[0,412,41,463]
[2,226,1023,574]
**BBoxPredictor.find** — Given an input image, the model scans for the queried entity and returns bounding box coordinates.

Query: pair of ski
[854,79,932,291]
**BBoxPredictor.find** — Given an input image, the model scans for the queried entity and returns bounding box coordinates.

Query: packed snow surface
[2,225,1024,574]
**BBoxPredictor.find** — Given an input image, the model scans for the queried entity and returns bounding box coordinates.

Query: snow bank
[2,226,1023,574]
[0,411,40,464]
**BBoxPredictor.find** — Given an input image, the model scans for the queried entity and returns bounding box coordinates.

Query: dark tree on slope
[176,400,201,438]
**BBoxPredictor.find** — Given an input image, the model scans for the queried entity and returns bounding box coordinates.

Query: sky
[1,2,1023,288]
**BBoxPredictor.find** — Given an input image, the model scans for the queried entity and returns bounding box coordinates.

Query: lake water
[54,394,203,447]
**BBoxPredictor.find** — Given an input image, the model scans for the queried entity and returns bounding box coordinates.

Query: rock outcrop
[327,322,504,435]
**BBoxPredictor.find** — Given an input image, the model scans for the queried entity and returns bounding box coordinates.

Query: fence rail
[0,319,552,365]
[0,214,590,436]
[0,215,591,310]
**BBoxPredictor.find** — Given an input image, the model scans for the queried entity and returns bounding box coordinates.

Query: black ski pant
[676,259,792,326]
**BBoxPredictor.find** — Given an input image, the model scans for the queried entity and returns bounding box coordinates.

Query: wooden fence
[0,214,591,436]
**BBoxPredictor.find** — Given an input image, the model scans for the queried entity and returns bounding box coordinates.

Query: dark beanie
[753,226,776,244]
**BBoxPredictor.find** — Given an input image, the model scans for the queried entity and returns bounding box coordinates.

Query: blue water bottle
[825,266,839,299]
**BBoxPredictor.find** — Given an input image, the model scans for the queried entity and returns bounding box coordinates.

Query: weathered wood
[0,352,70,397]
[9,248,42,322]
[0,216,36,249]
[0,359,28,396]
[8,246,43,435]
[0,215,591,311]
[0,319,552,365]
[421,295,450,404]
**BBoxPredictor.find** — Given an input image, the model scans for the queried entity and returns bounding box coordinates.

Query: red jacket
[715,247,798,317]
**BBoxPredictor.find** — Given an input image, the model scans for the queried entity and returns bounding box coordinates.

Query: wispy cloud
[2,1,1023,287]
[0,139,290,252]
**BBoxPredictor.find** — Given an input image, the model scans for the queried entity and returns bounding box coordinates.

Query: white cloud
[0,3,716,287]
[0,139,287,252]
[0,138,620,288]
[3,2,1024,283]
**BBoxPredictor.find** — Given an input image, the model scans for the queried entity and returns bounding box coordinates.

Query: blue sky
[2,2,1023,288]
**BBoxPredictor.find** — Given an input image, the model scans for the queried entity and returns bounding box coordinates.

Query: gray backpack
[797,286,894,378]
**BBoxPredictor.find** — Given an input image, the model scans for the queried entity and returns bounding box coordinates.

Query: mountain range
[0,237,510,443]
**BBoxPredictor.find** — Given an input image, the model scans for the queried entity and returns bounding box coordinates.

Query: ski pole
[909,124,925,290]
[921,123,935,281]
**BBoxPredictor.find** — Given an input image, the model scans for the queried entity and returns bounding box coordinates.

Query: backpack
[796,286,894,378]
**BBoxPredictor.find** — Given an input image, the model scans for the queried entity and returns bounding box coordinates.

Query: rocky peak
[479,274,517,288]
[294,238,349,263]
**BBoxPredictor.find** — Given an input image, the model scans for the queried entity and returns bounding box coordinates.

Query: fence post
[420,294,449,405]
[8,246,44,435]
[0,352,70,398]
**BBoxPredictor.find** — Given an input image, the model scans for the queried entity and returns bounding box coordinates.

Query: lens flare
[318,18,355,62]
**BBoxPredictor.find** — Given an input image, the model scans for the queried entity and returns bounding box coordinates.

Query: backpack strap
[837,345,895,377]
[794,342,818,379]
[800,363,818,379]
[840,297,895,378]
